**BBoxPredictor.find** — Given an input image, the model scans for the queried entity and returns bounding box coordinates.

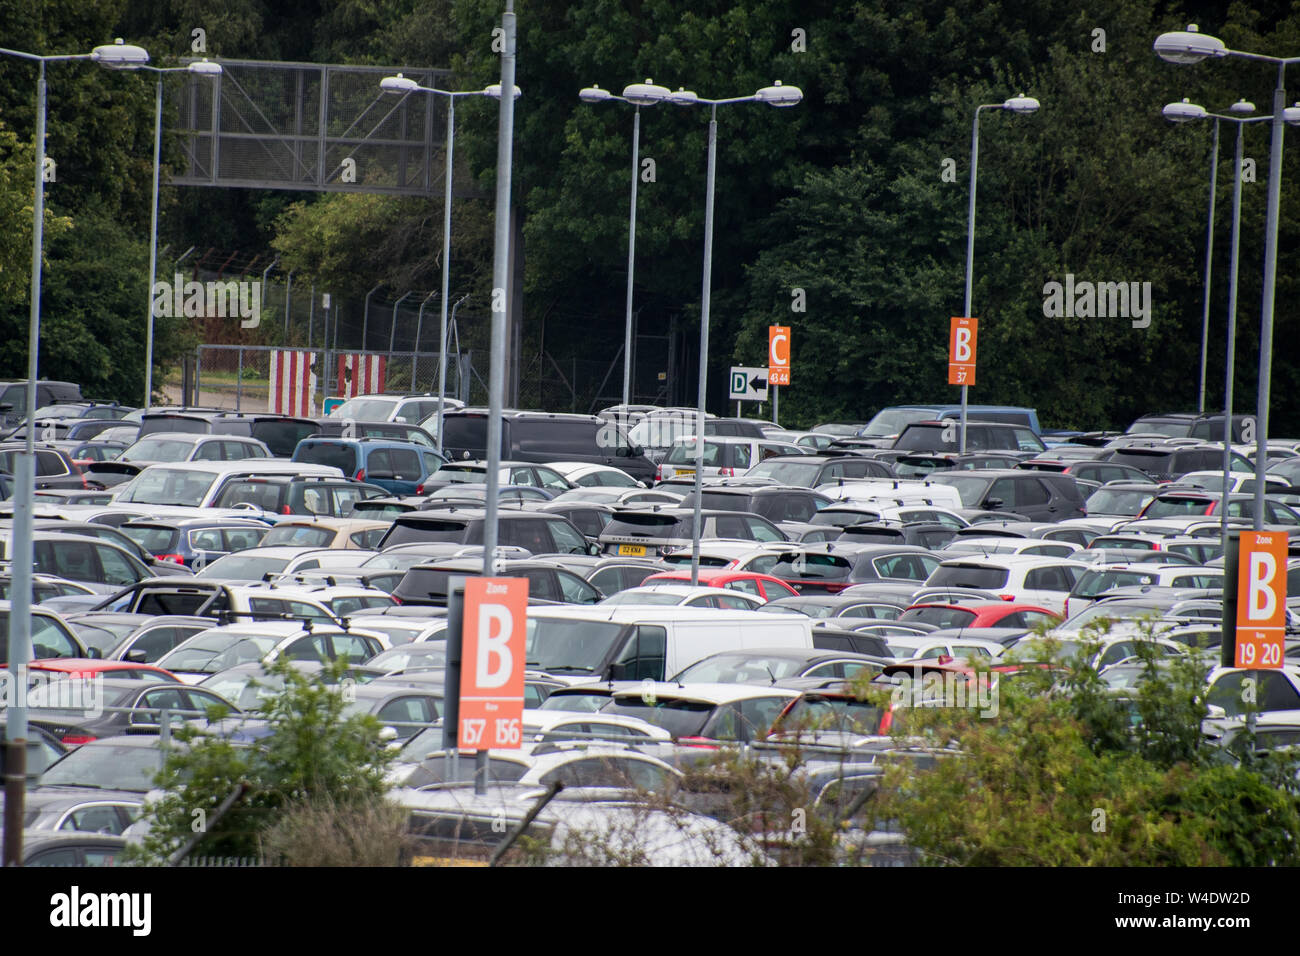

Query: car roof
[609,682,800,704]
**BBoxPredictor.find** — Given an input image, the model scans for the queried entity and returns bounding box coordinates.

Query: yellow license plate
[618,544,647,556]
[674,469,694,476]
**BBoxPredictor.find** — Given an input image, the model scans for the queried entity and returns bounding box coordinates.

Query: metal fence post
[195,347,203,408]
[235,347,243,411]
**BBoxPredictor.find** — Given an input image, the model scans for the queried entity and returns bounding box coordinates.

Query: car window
[556,569,601,604]
[547,519,588,555]
[223,527,265,551]
[726,578,761,596]
[733,444,753,469]
[331,486,362,516]
[745,516,784,542]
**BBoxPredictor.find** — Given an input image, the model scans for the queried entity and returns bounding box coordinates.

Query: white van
[523,606,815,685]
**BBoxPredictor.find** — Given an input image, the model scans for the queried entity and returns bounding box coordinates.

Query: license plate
[674,469,694,477]
[618,544,647,557]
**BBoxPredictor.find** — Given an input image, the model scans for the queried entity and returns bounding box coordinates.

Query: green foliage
[869,630,1300,866]
[130,656,396,864]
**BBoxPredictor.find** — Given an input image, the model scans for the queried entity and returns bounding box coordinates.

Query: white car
[939,536,1082,558]
[118,433,272,466]
[815,479,965,511]
[883,635,1006,662]
[923,554,1091,616]
[600,682,802,744]
[1064,562,1223,616]
[154,621,386,683]
[545,461,645,489]
[599,585,765,610]
[331,393,460,424]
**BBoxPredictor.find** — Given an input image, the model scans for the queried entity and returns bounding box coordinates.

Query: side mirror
[83,646,102,660]
[588,542,600,556]
[124,648,148,663]
[1205,703,1227,720]
[983,497,1004,510]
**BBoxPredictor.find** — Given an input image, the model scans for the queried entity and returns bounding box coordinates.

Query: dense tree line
[0,0,1297,429]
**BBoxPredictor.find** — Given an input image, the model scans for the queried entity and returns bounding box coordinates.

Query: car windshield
[746,460,822,485]
[121,437,197,462]
[261,526,336,548]
[601,590,688,607]
[1085,488,1155,516]
[628,416,694,450]
[294,442,358,474]
[1057,603,1164,634]
[1142,497,1211,518]
[41,742,166,792]
[524,618,624,674]
[927,474,992,507]
[201,671,287,711]
[926,564,1008,590]
[366,644,447,671]
[159,634,281,674]
[330,398,399,421]
[674,653,809,683]
[1074,569,1156,598]
[602,698,714,738]
[117,467,218,506]
[861,408,934,437]
[120,525,179,553]
[776,696,884,735]
[898,606,978,628]
[361,553,438,571]
[194,554,290,580]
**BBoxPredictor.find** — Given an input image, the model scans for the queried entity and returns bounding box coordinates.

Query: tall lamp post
[578,79,672,409]
[0,37,150,868]
[1162,97,1271,556]
[961,94,1040,453]
[140,58,223,411]
[670,81,803,585]
[1154,24,1300,529]
[380,74,520,458]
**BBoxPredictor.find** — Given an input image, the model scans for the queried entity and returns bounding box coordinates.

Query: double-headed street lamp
[1155,24,1300,529]
[670,81,803,585]
[0,36,150,868]
[380,73,520,455]
[960,94,1040,454]
[140,58,223,411]
[1163,97,1272,555]
[578,79,672,409]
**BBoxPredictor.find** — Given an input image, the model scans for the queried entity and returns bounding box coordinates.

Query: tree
[131,657,396,864]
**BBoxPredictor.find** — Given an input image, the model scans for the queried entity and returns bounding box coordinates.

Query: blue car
[292,438,446,496]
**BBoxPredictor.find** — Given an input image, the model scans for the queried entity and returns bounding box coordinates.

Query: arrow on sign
[729,366,769,401]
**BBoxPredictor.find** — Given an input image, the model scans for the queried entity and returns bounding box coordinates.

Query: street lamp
[1154,24,1300,529]
[140,59,222,412]
[0,36,150,868]
[960,93,1039,454]
[380,73,521,456]
[1163,97,1273,559]
[672,81,803,585]
[578,79,672,410]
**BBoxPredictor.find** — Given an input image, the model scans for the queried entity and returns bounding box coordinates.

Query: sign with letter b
[948,317,977,386]
[458,577,528,749]
[1235,532,1287,669]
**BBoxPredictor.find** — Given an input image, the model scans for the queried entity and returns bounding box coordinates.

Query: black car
[892,421,1047,454]
[1098,443,1254,482]
[378,508,594,555]
[926,469,1086,522]
[676,486,834,524]
[391,557,603,607]
[0,443,92,490]
[439,409,657,486]
[836,521,959,550]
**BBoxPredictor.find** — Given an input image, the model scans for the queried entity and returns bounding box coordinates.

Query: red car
[27,659,180,683]
[897,602,1061,630]
[640,568,800,602]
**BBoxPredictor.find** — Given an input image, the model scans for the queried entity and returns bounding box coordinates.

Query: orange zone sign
[1235,531,1287,669]
[458,577,528,749]
[769,325,790,386]
[948,317,977,386]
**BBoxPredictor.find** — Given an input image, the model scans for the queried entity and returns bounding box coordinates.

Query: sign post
[947,316,978,452]
[455,576,528,794]
[769,326,789,426]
